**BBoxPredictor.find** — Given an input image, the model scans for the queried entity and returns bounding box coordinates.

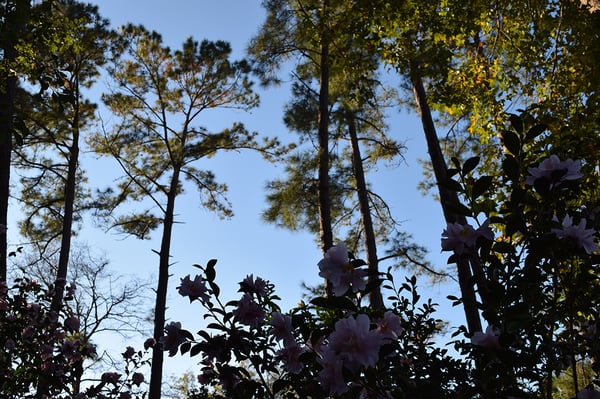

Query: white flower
[471,325,501,350]
[269,311,294,345]
[318,242,367,296]
[328,314,382,371]
[441,219,494,255]
[552,215,598,254]
[526,155,583,188]
[375,311,403,340]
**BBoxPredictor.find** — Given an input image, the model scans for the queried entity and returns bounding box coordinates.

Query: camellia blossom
[317,347,348,396]
[101,372,121,384]
[122,346,135,359]
[328,314,382,371]
[64,316,80,332]
[375,311,403,340]
[144,337,156,350]
[471,325,501,350]
[441,219,494,255]
[233,293,266,328]
[276,342,305,374]
[132,372,145,386]
[160,322,187,357]
[551,215,598,254]
[269,311,294,344]
[526,155,583,188]
[177,274,211,303]
[318,242,367,296]
[239,274,268,297]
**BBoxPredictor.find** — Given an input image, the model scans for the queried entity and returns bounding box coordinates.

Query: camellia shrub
[0,277,93,398]
[0,277,150,399]
[163,256,474,399]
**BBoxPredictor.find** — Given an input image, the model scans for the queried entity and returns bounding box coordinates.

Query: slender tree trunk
[0,0,30,281]
[409,62,483,334]
[149,166,180,399]
[50,80,80,314]
[0,70,14,282]
[348,112,383,308]
[317,0,333,256]
[317,0,334,300]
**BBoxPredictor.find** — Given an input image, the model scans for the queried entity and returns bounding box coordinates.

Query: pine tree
[92,25,283,398]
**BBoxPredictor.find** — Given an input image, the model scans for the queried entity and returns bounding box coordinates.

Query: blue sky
[9,0,465,382]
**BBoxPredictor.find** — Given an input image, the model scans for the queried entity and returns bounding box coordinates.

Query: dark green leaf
[501,130,521,156]
[472,176,493,199]
[190,343,203,357]
[179,342,191,355]
[508,113,523,134]
[451,156,461,169]
[205,261,217,282]
[447,168,460,178]
[462,156,480,175]
[502,155,519,181]
[445,200,472,217]
[209,281,220,298]
[492,242,514,254]
[206,322,228,332]
[441,178,463,193]
[525,124,547,141]
[310,295,358,312]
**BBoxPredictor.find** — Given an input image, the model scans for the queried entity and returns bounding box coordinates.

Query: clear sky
[9,0,465,383]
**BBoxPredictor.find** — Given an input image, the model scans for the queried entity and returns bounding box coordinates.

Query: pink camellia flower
[40,345,54,361]
[442,219,494,255]
[197,367,216,384]
[471,325,501,350]
[317,347,348,396]
[376,311,403,340]
[177,275,211,303]
[144,337,156,350]
[122,346,135,359]
[526,155,583,188]
[552,215,598,254]
[66,282,76,297]
[276,342,305,374]
[239,274,268,297]
[318,242,367,296]
[233,293,266,328]
[269,311,294,344]
[64,316,80,332]
[160,322,187,357]
[132,372,145,386]
[577,388,600,399]
[328,314,382,371]
[101,371,121,384]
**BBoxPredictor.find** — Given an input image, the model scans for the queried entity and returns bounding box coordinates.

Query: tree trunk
[348,112,383,308]
[409,62,483,334]
[50,77,80,314]
[0,0,30,281]
[149,166,180,399]
[317,0,333,256]
[0,71,14,282]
